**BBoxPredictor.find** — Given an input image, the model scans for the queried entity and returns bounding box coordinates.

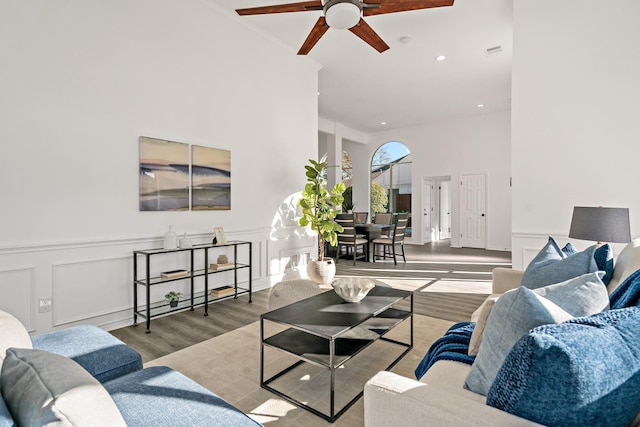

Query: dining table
[355,223,394,262]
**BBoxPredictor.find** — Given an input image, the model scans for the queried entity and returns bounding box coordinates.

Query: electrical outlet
[39,297,52,313]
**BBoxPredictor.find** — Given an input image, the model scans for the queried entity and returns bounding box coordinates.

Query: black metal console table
[133,240,252,333]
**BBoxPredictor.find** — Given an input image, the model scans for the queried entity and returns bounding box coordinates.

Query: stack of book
[209,263,234,271]
[160,269,189,279]
[210,286,235,298]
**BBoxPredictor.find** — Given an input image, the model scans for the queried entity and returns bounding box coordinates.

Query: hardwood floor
[111,240,511,362]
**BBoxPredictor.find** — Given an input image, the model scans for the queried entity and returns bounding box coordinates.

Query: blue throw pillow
[521,237,598,289]
[561,242,578,256]
[487,307,640,427]
[594,243,614,286]
[610,268,640,309]
[463,272,608,396]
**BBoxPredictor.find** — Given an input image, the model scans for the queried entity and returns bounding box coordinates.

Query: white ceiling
[215,0,513,134]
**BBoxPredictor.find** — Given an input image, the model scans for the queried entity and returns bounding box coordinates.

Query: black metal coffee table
[260,285,413,422]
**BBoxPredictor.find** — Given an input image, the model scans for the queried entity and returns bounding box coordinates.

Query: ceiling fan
[236,0,455,55]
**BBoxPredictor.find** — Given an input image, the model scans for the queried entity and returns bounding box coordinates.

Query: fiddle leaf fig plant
[298,159,345,261]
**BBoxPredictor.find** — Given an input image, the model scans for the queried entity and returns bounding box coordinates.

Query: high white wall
[365,111,512,251]
[511,0,640,268]
[0,1,319,333]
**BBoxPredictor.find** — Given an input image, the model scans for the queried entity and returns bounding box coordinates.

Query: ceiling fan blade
[236,1,322,16]
[363,0,454,16]
[348,18,390,53]
[298,17,330,55]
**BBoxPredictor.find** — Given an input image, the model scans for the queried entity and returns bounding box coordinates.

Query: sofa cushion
[608,238,640,292]
[0,348,126,427]
[104,366,260,426]
[31,325,143,383]
[521,237,598,289]
[487,307,640,427]
[464,272,608,396]
[0,311,32,369]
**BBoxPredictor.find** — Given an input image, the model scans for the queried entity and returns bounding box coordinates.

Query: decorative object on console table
[164,291,182,308]
[163,225,178,249]
[298,159,345,285]
[210,254,234,270]
[209,263,234,271]
[160,269,189,279]
[569,206,631,246]
[210,286,235,298]
[213,226,226,245]
[178,233,192,249]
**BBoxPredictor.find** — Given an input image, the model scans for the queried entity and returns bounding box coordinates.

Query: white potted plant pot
[307,258,336,286]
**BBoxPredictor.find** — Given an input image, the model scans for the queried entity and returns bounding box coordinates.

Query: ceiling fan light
[325,1,361,30]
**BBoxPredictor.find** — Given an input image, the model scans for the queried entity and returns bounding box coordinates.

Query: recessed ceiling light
[435,55,446,61]
[317,92,320,96]
[477,104,485,108]
[381,122,387,125]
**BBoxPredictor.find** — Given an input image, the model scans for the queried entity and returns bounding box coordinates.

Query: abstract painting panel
[139,137,189,211]
[191,145,231,210]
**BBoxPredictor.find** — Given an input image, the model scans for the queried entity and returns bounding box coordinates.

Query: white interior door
[459,173,486,248]
[439,180,451,239]
[423,179,434,243]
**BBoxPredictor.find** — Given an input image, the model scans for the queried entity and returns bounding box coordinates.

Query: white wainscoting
[0,266,36,332]
[0,227,311,334]
[511,233,630,271]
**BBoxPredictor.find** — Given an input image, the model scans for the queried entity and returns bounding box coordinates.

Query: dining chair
[335,213,368,265]
[373,213,393,236]
[373,212,392,225]
[371,212,394,258]
[353,211,369,224]
[372,213,409,265]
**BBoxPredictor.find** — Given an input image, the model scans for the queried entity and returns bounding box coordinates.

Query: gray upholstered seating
[268,279,323,310]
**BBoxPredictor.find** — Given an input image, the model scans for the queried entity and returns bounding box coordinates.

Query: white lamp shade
[325,2,361,29]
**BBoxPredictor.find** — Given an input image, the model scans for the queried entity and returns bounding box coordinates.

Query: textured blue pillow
[487,307,640,427]
[521,237,598,289]
[594,243,614,286]
[561,242,578,256]
[610,268,640,309]
[463,272,608,396]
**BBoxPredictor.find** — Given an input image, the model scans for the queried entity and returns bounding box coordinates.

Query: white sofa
[364,239,640,427]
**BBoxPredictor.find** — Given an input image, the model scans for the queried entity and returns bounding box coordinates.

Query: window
[371,142,412,237]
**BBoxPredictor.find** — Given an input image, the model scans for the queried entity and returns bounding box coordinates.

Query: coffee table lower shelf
[260,308,413,423]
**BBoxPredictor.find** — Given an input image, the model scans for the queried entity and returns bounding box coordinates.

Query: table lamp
[568,206,631,246]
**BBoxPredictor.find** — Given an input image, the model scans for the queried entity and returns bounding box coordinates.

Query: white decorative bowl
[332,277,376,303]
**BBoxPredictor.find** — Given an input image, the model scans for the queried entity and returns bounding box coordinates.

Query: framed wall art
[139,136,189,211]
[191,145,231,210]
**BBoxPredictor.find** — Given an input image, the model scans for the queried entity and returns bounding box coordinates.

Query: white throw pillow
[0,310,32,372]
[468,295,499,356]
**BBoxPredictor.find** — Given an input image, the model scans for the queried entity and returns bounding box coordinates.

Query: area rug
[146,314,455,426]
